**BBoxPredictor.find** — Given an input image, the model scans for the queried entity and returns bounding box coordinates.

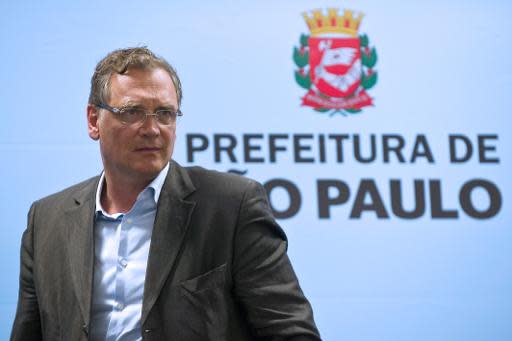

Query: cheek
[100,127,132,155]
[166,126,177,143]
[166,127,177,155]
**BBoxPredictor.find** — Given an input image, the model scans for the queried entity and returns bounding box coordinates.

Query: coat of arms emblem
[293,9,378,116]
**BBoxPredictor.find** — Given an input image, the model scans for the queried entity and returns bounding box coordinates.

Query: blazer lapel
[64,177,99,329]
[141,161,196,326]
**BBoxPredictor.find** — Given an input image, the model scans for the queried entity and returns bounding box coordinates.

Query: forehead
[108,67,178,106]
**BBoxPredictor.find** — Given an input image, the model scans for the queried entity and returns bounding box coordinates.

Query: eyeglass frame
[96,102,183,126]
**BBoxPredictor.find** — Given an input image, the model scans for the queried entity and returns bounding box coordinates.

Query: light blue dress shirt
[90,163,169,341]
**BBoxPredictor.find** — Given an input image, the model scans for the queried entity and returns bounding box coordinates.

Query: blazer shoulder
[183,166,260,196]
[34,176,100,209]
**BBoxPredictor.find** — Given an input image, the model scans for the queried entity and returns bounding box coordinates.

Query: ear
[87,104,100,140]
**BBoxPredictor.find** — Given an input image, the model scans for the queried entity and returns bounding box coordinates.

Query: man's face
[87,67,179,183]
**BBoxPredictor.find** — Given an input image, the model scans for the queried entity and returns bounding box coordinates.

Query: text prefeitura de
[186,133,499,164]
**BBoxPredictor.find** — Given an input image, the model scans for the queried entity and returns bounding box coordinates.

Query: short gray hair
[88,47,182,106]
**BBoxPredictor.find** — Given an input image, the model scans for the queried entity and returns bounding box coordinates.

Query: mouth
[134,147,161,152]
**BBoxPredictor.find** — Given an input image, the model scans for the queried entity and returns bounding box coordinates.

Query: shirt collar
[95,162,170,216]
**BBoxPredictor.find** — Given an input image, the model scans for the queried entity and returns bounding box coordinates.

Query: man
[11,47,321,341]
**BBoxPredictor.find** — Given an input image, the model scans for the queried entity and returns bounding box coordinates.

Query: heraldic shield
[309,37,362,98]
[295,8,378,115]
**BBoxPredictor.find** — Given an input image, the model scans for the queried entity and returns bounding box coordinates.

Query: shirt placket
[106,214,130,340]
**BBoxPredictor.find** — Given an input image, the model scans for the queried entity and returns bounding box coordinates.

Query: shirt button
[119,258,128,268]
[115,302,125,311]
[126,218,132,224]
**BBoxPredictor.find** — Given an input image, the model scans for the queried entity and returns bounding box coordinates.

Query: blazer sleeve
[10,202,43,341]
[232,180,321,341]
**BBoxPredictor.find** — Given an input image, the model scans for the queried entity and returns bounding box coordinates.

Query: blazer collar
[141,160,197,325]
[65,176,100,330]
[161,159,196,200]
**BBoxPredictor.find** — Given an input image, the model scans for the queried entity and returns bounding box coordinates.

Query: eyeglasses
[96,103,182,126]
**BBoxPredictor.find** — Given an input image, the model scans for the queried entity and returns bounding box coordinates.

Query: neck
[101,171,153,214]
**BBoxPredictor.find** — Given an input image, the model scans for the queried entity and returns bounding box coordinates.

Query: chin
[135,162,166,178]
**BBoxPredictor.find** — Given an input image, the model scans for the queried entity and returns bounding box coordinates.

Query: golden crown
[302,9,364,37]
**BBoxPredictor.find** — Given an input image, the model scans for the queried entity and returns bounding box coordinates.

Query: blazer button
[82,323,88,335]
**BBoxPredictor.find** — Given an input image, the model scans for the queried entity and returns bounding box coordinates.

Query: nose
[138,114,160,137]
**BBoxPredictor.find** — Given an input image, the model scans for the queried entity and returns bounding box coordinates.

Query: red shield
[301,36,373,111]
[309,37,361,98]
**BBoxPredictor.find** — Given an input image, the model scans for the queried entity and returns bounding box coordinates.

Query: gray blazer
[11,160,321,340]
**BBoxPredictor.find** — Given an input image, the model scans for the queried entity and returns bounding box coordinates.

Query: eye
[121,107,143,116]
[119,107,145,123]
[156,110,178,123]
[158,110,177,118]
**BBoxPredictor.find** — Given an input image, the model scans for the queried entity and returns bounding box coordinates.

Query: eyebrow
[155,104,178,111]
